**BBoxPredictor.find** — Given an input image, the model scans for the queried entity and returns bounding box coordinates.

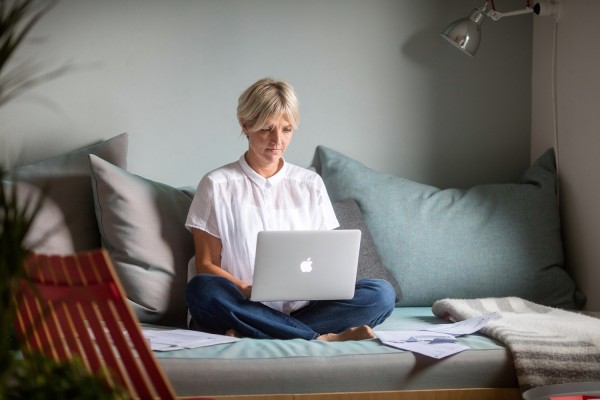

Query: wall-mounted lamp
[441,0,563,57]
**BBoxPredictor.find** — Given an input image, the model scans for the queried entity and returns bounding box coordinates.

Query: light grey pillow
[89,155,194,327]
[9,133,128,252]
[333,199,402,303]
[2,181,74,255]
[314,146,585,309]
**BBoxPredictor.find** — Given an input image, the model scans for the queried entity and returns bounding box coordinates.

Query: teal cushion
[314,146,585,309]
[333,199,402,303]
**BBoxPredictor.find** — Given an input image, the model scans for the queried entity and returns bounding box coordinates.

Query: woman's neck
[244,153,283,179]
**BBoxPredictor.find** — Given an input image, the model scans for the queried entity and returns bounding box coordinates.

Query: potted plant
[0,2,126,398]
[0,169,41,393]
[1,0,61,387]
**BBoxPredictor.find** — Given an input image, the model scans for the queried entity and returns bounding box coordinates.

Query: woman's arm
[192,228,252,298]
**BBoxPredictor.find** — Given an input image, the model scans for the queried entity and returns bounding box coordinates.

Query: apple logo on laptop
[300,257,313,273]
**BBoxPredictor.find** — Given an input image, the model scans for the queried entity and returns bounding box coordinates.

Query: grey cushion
[155,307,516,396]
[333,199,402,303]
[89,155,194,327]
[314,146,585,309]
[1,181,74,255]
[8,133,128,252]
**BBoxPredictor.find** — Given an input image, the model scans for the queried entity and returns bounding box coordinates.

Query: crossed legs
[186,275,396,341]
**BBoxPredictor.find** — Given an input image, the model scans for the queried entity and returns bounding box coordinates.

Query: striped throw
[432,297,600,392]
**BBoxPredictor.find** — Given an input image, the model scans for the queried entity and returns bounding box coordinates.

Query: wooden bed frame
[211,388,521,400]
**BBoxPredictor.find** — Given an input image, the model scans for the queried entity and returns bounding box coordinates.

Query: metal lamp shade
[441,8,486,57]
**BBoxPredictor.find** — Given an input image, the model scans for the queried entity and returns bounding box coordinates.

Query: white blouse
[185,154,339,313]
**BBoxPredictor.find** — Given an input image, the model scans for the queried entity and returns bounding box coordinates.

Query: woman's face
[244,113,294,176]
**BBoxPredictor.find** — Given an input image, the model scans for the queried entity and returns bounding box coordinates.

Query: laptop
[250,229,361,302]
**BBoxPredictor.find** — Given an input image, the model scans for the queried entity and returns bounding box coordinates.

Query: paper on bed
[376,330,456,343]
[375,312,495,359]
[142,329,239,351]
[384,341,470,359]
[422,312,498,335]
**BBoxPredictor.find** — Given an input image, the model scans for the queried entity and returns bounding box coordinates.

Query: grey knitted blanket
[432,297,600,392]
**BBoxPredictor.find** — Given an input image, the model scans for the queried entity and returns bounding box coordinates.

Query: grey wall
[532,0,600,311]
[1,0,531,189]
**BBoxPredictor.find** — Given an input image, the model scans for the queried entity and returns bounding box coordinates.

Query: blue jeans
[185,275,396,340]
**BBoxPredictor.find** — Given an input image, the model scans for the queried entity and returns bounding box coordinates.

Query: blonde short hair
[237,78,299,133]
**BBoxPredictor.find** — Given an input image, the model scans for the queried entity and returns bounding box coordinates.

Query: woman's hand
[239,284,252,299]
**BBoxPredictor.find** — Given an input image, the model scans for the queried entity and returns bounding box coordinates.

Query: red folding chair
[13,249,211,400]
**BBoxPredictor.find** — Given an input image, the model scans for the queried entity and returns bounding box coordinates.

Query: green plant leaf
[0,0,69,108]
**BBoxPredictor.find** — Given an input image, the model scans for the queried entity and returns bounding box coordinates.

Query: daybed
[7,132,593,399]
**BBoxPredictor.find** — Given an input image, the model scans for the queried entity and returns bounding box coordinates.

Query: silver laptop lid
[250,229,361,302]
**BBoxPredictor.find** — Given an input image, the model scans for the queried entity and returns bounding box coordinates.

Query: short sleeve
[185,175,220,238]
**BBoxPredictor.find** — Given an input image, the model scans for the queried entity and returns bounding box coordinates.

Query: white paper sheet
[422,312,498,336]
[375,330,456,344]
[384,341,470,359]
[142,329,239,351]
[375,312,497,359]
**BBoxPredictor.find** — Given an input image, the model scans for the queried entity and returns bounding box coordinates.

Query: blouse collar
[238,153,287,187]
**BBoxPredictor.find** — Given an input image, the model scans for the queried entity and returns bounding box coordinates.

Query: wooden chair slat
[14,249,182,400]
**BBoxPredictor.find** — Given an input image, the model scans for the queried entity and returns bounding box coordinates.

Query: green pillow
[314,146,585,309]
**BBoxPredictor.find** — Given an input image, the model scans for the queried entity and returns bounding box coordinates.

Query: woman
[185,78,395,341]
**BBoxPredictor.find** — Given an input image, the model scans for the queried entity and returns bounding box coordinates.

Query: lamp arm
[486,7,534,21]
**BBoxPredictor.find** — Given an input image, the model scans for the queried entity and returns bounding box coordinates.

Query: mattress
[152,307,518,396]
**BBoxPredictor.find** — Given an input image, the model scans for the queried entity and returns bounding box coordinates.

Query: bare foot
[316,325,375,342]
[225,329,242,338]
